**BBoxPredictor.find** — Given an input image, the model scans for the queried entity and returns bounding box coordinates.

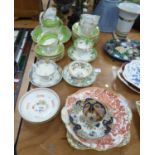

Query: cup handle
[39,12,44,26]
[94,68,101,75]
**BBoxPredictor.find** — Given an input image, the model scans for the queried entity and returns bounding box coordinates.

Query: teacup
[32,60,57,82]
[68,61,93,79]
[116,2,140,38]
[39,7,60,27]
[73,38,94,54]
[38,32,58,52]
[79,14,100,35]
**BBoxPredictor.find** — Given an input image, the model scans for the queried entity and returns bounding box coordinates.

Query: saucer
[104,39,140,61]
[72,22,99,42]
[122,60,140,89]
[62,65,97,87]
[117,66,140,93]
[67,46,97,62]
[35,44,64,62]
[29,65,62,88]
[18,88,60,123]
[31,25,71,43]
[35,43,64,57]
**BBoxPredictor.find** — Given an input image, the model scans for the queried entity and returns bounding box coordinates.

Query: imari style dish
[62,61,100,87]
[72,22,100,43]
[31,25,71,44]
[122,60,140,89]
[67,38,97,62]
[18,88,60,123]
[104,39,140,61]
[61,87,132,151]
[35,43,65,62]
[117,66,140,94]
[29,60,62,88]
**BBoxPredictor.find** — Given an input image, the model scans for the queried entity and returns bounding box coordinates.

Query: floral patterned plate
[122,60,140,89]
[61,87,132,151]
[18,88,60,123]
[117,65,140,93]
[104,39,140,61]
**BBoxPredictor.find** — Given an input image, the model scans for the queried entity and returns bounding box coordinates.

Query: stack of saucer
[117,60,140,93]
[61,87,132,151]
[29,59,62,88]
[68,38,97,62]
[31,7,71,44]
[62,61,100,87]
[34,33,65,62]
[72,14,100,43]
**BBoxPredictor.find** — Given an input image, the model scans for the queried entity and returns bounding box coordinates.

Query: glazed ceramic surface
[116,2,140,37]
[35,44,64,62]
[31,25,71,43]
[18,88,60,123]
[117,66,140,93]
[62,65,99,87]
[68,61,93,79]
[29,61,62,88]
[122,60,140,89]
[79,14,100,36]
[61,87,132,151]
[67,46,97,62]
[72,22,100,40]
[68,98,113,139]
[104,39,140,61]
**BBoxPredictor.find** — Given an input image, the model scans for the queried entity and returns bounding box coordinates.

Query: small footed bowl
[68,61,93,79]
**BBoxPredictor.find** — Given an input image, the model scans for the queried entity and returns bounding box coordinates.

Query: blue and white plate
[122,60,140,89]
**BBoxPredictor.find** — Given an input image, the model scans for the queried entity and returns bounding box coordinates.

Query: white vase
[116,2,140,38]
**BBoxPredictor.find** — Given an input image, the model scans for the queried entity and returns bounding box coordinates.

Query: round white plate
[18,88,60,123]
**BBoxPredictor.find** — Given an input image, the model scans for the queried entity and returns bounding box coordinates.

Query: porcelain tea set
[18,3,140,151]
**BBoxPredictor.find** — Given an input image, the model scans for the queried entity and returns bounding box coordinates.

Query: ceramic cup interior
[38,32,58,51]
[32,60,57,81]
[68,61,93,79]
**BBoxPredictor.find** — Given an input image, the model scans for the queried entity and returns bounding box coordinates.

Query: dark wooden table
[14,31,140,155]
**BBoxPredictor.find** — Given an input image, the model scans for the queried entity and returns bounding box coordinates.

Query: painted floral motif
[62,87,132,151]
[104,39,140,61]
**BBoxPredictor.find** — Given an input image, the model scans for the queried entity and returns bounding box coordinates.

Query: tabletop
[14,31,140,155]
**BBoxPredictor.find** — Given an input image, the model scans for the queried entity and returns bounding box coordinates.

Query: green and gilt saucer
[67,46,97,62]
[35,43,64,57]
[72,22,100,42]
[31,25,71,43]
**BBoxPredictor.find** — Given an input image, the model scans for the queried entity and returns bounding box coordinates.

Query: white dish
[18,88,60,123]
[122,60,140,89]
